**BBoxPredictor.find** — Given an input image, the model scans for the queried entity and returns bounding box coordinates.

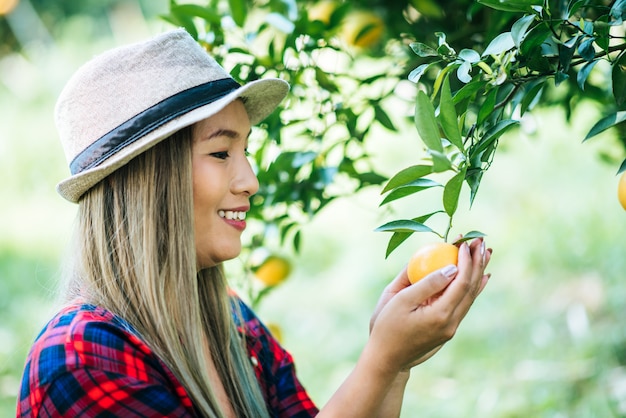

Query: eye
[210,151,229,160]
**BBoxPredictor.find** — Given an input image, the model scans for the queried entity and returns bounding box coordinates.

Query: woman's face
[191,100,258,269]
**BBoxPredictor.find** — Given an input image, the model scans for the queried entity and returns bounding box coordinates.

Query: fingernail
[481,241,486,265]
[441,265,457,278]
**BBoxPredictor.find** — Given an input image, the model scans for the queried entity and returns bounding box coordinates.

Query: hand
[366,238,492,373]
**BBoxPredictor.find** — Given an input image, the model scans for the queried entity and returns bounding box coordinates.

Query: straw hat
[55,28,289,203]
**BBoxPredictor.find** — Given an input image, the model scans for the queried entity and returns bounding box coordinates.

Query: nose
[233,153,259,196]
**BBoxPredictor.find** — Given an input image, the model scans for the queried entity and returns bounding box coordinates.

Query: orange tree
[162,0,626,263]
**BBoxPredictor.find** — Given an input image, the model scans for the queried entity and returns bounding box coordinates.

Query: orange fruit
[254,255,292,287]
[339,11,384,48]
[618,171,626,210]
[407,242,459,284]
[0,0,19,15]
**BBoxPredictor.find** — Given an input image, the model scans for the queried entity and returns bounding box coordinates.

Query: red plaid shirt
[17,296,318,417]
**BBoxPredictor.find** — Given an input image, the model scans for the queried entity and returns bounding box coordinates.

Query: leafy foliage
[160,0,626,257]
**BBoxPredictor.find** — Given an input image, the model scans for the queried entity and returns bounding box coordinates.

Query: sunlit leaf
[456,60,473,83]
[382,165,433,194]
[482,32,515,57]
[438,76,464,150]
[415,91,444,152]
[583,111,626,141]
[410,42,439,57]
[408,64,430,83]
[458,48,481,63]
[611,0,626,21]
[266,12,295,33]
[477,0,542,12]
[511,14,535,47]
[443,170,465,216]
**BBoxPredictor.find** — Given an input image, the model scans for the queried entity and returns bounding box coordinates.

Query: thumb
[401,265,458,304]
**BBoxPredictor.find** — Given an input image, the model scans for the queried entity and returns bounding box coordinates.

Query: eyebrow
[201,128,252,142]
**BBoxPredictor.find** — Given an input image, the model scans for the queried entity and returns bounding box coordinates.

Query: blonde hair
[63,127,269,417]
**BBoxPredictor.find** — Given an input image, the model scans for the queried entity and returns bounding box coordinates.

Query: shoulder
[20,303,165,389]
[18,304,195,417]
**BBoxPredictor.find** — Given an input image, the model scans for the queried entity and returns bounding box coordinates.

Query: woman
[17,29,491,417]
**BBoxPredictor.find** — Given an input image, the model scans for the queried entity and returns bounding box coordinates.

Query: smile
[218,210,246,221]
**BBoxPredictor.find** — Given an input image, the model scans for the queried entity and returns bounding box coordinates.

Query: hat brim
[56,78,289,203]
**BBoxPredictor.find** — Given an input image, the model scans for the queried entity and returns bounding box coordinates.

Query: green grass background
[1,5,626,417]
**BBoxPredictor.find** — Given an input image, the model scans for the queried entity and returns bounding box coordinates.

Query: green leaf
[169,4,221,24]
[479,119,519,149]
[583,111,626,141]
[477,0,542,12]
[410,42,439,57]
[228,0,247,27]
[408,64,430,84]
[618,158,626,174]
[458,49,481,63]
[374,220,436,234]
[520,80,545,115]
[374,105,397,131]
[379,179,442,206]
[482,32,515,57]
[382,212,442,257]
[577,60,599,90]
[415,90,444,152]
[612,52,626,105]
[443,170,465,216]
[438,76,464,150]
[578,37,596,61]
[466,167,484,206]
[452,80,483,104]
[452,230,487,244]
[385,232,412,258]
[511,14,535,48]
[456,60,473,83]
[519,22,551,56]
[477,87,498,125]
[382,165,433,193]
[430,150,453,172]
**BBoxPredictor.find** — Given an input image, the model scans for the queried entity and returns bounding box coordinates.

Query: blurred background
[1,0,626,417]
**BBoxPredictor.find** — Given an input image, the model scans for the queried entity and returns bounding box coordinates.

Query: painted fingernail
[481,241,486,264]
[441,265,458,278]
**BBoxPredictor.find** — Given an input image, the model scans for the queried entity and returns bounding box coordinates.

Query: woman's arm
[317,239,491,418]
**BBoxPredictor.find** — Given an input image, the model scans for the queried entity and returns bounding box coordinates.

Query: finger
[385,265,412,294]
[398,265,457,306]
[438,241,485,317]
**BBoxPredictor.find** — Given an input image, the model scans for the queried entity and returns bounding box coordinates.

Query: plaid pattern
[17,296,318,417]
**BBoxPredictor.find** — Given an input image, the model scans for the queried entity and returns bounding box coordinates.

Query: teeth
[218,210,246,220]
